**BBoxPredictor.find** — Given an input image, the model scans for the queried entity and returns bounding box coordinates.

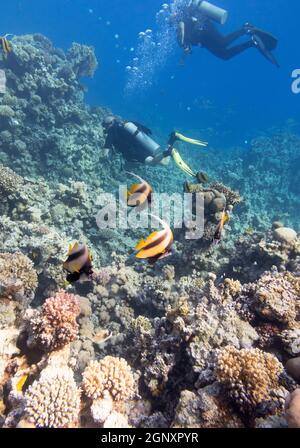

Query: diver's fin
[171,148,196,177]
[175,132,208,147]
[252,34,280,68]
[245,25,278,51]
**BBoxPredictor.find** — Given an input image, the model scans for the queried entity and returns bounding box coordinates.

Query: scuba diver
[174,0,279,68]
[103,116,165,165]
[102,115,208,177]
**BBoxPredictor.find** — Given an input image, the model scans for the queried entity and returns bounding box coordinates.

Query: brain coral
[24,365,80,428]
[28,289,80,351]
[216,346,283,414]
[82,356,135,402]
[0,252,38,303]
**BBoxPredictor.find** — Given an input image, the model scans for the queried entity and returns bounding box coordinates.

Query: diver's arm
[104,132,114,149]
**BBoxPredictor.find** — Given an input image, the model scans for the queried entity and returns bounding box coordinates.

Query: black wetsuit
[104,121,154,163]
[180,8,253,60]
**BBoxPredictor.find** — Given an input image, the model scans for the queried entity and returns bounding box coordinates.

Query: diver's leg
[222,28,246,47]
[200,25,246,55]
[216,40,254,60]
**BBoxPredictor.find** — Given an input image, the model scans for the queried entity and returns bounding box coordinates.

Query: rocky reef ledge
[0,33,123,186]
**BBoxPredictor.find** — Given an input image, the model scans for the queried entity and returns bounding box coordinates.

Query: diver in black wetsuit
[103,116,168,164]
[175,0,279,67]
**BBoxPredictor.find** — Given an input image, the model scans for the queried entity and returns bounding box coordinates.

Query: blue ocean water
[1,0,299,149]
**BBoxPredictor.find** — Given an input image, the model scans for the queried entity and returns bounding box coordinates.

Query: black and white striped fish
[63,242,93,283]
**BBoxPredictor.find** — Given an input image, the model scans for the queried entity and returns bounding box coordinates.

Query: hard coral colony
[0,17,299,432]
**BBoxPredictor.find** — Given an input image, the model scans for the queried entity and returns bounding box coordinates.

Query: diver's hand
[184,46,192,55]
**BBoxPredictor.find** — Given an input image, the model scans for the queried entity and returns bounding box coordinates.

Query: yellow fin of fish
[73,242,80,251]
[224,213,230,224]
[16,375,28,392]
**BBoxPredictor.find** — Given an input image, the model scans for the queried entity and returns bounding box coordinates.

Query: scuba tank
[123,122,162,161]
[191,0,228,25]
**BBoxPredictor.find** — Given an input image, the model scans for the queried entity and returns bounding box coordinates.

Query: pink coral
[28,290,80,351]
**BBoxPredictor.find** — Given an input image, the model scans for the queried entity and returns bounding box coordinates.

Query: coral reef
[0,32,299,429]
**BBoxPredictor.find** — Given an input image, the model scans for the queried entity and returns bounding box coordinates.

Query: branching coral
[27,290,80,351]
[82,356,135,402]
[24,365,80,428]
[215,346,284,414]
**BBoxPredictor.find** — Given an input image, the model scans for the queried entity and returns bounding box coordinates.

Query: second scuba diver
[103,115,208,177]
[173,0,279,68]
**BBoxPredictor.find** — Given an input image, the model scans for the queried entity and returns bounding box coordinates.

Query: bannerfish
[213,210,230,245]
[0,36,12,57]
[135,214,174,263]
[63,242,93,283]
[126,171,152,208]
